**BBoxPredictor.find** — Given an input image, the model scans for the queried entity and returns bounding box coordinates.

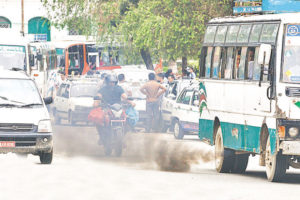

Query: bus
[0,30,32,74]
[52,41,123,76]
[198,13,300,182]
[29,42,57,97]
[52,41,89,76]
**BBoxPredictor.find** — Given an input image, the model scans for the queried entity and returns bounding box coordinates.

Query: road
[1,123,300,200]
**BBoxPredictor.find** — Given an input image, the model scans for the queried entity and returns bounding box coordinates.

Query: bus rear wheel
[214,126,235,173]
[231,154,249,173]
[265,135,287,182]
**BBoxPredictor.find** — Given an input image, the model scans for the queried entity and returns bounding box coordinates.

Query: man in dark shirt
[94,74,134,145]
[97,74,132,105]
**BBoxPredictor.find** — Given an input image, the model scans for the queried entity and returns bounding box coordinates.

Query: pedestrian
[97,72,108,89]
[167,74,177,97]
[118,73,132,97]
[156,73,164,84]
[140,72,166,133]
[165,69,173,79]
[188,67,196,79]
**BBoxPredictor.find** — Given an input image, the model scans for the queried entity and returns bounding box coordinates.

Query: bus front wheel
[265,135,287,182]
[214,126,235,173]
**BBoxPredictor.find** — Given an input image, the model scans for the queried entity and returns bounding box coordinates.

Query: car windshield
[70,84,98,97]
[0,79,42,105]
[0,45,26,71]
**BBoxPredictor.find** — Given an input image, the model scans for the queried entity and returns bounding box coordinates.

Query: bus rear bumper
[280,141,300,155]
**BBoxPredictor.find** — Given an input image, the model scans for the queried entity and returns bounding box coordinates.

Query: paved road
[1,124,300,200]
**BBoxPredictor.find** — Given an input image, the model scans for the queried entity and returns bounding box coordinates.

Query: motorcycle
[96,102,128,157]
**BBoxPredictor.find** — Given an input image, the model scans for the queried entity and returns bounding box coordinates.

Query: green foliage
[42,0,233,65]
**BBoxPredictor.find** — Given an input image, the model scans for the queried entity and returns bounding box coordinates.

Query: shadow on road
[232,170,300,183]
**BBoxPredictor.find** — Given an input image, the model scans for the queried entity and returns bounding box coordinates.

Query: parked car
[52,78,98,125]
[0,69,53,164]
[160,79,196,132]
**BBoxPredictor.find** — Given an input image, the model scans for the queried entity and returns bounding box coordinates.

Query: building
[0,0,69,41]
[233,0,300,15]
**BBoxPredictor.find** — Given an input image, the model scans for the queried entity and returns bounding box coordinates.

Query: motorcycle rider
[94,74,135,144]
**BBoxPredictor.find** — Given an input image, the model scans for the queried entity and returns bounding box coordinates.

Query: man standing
[140,73,166,133]
[118,73,132,97]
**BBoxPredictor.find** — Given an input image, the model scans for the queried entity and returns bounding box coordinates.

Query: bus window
[215,26,228,44]
[205,47,213,78]
[220,48,227,79]
[225,47,234,79]
[246,47,255,80]
[260,24,279,44]
[226,25,239,44]
[204,26,217,44]
[212,47,221,78]
[233,47,241,79]
[237,47,247,79]
[253,47,260,81]
[249,24,262,43]
[237,24,252,43]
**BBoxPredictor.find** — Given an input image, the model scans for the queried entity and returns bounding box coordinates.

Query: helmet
[105,74,118,85]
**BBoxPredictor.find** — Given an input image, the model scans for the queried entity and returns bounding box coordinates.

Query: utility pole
[21,0,24,36]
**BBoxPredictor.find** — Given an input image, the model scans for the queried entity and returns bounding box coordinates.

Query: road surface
[1,123,300,200]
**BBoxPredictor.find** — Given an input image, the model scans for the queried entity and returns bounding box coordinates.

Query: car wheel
[173,120,184,139]
[265,135,287,182]
[214,125,235,173]
[39,149,53,164]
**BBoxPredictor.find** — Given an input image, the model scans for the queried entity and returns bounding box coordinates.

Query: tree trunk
[182,56,187,76]
[141,48,154,70]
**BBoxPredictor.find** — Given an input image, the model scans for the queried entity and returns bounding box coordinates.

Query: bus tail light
[278,126,285,138]
[34,74,39,77]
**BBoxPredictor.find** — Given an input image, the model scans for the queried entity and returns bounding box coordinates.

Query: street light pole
[21,0,24,36]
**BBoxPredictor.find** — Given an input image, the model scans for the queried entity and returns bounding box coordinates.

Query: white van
[0,69,53,164]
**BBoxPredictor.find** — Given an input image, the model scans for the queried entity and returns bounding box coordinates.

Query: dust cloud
[124,133,214,172]
[53,124,214,172]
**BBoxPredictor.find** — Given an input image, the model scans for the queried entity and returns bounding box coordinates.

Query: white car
[161,80,199,139]
[0,69,53,164]
[52,79,99,125]
[161,79,195,131]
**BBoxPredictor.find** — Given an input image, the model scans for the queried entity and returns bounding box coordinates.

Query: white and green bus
[0,31,31,74]
[198,13,300,182]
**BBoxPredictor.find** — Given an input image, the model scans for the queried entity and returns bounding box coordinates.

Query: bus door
[243,46,272,114]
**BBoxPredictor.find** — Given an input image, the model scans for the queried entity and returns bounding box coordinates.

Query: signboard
[285,25,300,46]
[263,0,300,13]
[233,6,262,13]
[0,45,25,53]
[34,34,47,42]
[234,0,262,14]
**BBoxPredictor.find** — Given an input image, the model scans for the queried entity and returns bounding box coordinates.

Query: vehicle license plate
[0,141,15,147]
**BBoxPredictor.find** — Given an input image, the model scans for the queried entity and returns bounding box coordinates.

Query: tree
[42,0,233,71]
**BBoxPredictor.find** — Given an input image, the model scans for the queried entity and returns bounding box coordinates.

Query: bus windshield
[282,46,300,83]
[0,45,26,70]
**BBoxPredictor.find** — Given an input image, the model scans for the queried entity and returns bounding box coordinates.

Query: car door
[60,84,70,119]
[173,89,194,129]
[54,84,66,116]
[161,82,177,124]
[188,90,200,133]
